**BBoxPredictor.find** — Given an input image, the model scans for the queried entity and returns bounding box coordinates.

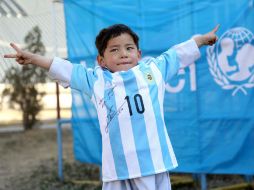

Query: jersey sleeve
[154,39,200,81]
[48,57,73,88]
[70,64,96,97]
[48,57,95,98]
[173,39,201,69]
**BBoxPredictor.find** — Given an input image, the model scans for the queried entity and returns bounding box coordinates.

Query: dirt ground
[0,127,253,190]
[0,127,77,190]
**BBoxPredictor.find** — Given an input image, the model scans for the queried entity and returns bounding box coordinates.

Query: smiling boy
[4,24,219,190]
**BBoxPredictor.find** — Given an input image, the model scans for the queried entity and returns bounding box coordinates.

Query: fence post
[201,173,207,190]
[57,119,63,181]
[245,175,253,183]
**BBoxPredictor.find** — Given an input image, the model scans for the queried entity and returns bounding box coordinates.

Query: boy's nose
[120,49,128,58]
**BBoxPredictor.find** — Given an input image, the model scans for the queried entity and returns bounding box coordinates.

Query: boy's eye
[127,47,134,50]
[110,48,118,52]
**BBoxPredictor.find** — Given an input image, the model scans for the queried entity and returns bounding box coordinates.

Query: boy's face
[97,33,141,72]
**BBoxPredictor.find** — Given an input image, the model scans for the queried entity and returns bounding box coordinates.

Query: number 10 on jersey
[125,94,145,116]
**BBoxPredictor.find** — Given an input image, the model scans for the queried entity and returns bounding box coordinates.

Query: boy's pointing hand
[204,24,220,45]
[194,24,220,47]
[4,43,33,65]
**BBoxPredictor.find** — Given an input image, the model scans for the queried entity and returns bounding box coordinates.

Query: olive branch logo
[207,45,254,96]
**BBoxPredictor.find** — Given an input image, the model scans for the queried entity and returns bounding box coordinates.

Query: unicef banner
[63,0,254,174]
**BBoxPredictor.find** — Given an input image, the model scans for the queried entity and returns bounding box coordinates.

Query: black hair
[95,24,139,56]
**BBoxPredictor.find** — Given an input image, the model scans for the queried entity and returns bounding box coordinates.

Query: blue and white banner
[63,0,254,174]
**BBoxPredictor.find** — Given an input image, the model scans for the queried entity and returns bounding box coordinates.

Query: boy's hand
[4,43,52,70]
[4,43,33,65]
[194,25,220,47]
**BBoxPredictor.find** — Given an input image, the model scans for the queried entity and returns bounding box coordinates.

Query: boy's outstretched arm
[193,25,220,48]
[4,43,52,70]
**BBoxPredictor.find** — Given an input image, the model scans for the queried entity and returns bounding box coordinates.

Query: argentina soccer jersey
[49,38,200,182]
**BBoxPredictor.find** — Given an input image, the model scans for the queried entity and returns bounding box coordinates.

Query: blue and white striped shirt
[49,39,200,182]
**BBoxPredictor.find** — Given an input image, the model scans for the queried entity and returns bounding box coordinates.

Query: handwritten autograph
[104,101,126,133]
[98,85,116,109]
[98,83,128,133]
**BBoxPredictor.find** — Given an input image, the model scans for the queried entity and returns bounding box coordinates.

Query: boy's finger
[10,43,21,53]
[4,54,17,58]
[212,24,220,33]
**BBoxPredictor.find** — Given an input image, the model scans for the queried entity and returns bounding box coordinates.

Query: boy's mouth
[117,62,131,65]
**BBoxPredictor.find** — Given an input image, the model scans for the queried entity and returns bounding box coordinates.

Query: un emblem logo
[207,27,254,95]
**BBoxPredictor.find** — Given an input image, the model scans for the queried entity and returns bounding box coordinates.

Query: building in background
[0,0,70,125]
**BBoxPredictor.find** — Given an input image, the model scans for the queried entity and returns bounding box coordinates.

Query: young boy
[4,24,219,190]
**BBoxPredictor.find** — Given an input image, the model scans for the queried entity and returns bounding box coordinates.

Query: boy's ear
[138,50,142,59]
[97,55,105,67]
